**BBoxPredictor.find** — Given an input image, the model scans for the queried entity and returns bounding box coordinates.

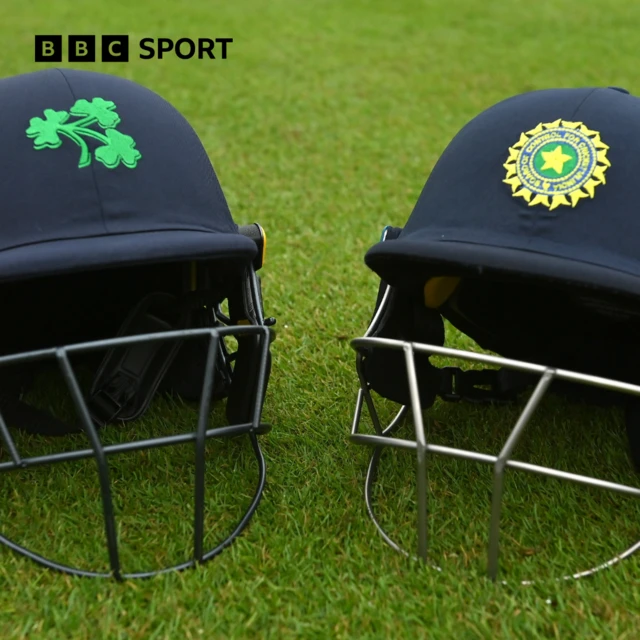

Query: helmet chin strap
[87,291,195,427]
[85,264,274,430]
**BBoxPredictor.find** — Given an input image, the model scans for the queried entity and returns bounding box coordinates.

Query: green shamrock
[70,98,121,128]
[26,109,70,149]
[25,97,141,170]
[95,129,142,169]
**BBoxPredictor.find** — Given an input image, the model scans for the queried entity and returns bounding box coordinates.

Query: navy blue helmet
[0,68,275,579]
[351,87,640,583]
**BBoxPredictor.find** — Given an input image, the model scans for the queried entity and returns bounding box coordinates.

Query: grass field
[1,0,640,637]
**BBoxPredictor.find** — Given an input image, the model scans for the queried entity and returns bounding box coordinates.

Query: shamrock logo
[25,98,141,169]
[95,130,141,169]
[70,97,121,128]
[25,109,70,149]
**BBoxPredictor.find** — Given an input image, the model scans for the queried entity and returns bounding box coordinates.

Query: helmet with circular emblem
[350,86,640,583]
[0,68,275,579]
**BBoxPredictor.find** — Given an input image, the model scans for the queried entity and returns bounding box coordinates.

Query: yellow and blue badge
[503,119,610,210]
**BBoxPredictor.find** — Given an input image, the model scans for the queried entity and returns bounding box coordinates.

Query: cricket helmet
[351,87,640,583]
[0,68,275,579]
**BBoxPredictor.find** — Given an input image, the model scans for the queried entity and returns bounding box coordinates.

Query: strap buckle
[86,292,188,427]
[89,372,138,427]
[439,367,518,404]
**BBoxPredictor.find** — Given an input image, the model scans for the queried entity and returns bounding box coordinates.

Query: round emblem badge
[503,119,610,210]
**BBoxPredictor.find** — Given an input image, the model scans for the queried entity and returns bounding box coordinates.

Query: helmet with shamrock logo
[0,68,275,579]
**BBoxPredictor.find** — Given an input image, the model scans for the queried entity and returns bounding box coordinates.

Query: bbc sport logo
[34,35,233,62]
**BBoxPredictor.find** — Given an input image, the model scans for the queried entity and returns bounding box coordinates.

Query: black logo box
[34,36,232,62]
[34,36,129,62]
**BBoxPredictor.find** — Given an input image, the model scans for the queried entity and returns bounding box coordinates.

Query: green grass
[1,0,640,637]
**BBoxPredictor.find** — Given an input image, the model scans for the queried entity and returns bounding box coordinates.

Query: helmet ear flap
[226,336,271,425]
[225,268,272,425]
[362,282,444,408]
